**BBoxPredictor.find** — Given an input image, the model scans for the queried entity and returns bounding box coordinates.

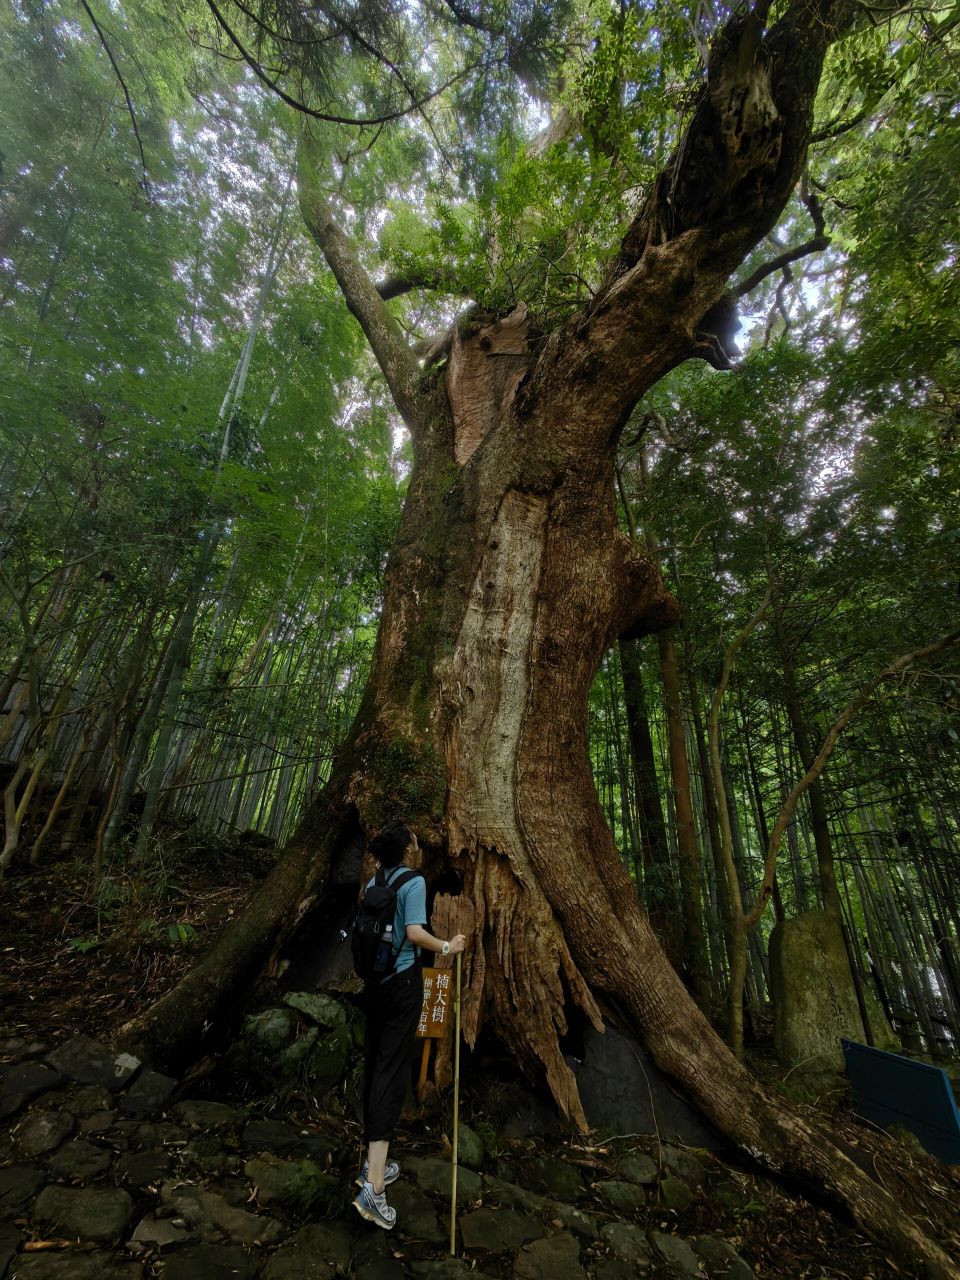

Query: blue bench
[842,1038,960,1164]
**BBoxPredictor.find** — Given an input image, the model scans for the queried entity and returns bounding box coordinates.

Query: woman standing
[353,821,467,1229]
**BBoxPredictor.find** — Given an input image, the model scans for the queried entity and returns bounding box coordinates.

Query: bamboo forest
[1,1,959,1278]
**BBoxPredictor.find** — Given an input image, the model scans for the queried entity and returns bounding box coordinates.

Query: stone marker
[573,1027,722,1148]
[769,911,864,1071]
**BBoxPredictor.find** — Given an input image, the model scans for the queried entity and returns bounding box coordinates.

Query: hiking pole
[450,951,462,1255]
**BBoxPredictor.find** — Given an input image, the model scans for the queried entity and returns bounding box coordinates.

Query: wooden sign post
[416,967,453,1099]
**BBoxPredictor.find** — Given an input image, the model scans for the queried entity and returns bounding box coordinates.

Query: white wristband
[441,941,451,956]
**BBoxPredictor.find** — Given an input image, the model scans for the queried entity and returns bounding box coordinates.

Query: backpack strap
[385,868,423,965]
[387,868,420,891]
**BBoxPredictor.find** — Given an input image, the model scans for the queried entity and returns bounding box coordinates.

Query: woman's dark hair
[369,821,414,868]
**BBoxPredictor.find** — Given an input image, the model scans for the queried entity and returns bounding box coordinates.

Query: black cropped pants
[362,965,423,1143]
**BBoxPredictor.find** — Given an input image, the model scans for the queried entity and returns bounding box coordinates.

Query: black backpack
[351,867,421,981]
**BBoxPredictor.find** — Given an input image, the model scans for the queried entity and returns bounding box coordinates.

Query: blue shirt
[365,866,427,980]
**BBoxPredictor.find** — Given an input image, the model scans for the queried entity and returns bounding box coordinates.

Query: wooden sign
[416,967,453,1039]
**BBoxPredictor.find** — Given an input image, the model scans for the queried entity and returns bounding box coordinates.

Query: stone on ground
[242,1119,301,1155]
[47,1138,113,1181]
[0,1165,45,1217]
[15,1110,75,1158]
[173,1101,241,1131]
[33,1185,134,1243]
[282,993,348,1031]
[389,1182,444,1244]
[661,1146,708,1187]
[0,1061,63,1112]
[600,1221,651,1265]
[64,1086,114,1118]
[454,1123,484,1170]
[649,1231,701,1277]
[304,1027,352,1093]
[592,1264,643,1280]
[409,1261,497,1280]
[129,1211,194,1251]
[594,1180,646,1215]
[459,1207,543,1252]
[120,1070,178,1119]
[158,1243,258,1280]
[79,1111,115,1136]
[0,1222,23,1277]
[45,1040,140,1092]
[619,1153,657,1186]
[659,1175,694,1211]
[513,1230,586,1280]
[545,1202,598,1242]
[355,1262,404,1280]
[407,1156,480,1204]
[261,1221,351,1279]
[244,1153,341,1215]
[115,1148,171,1187]
[7,1254,143,1279]
[525,1156,584,1202]
[242,1009,299,1054]
[481,1175,544,1215]
[694,1235,756,1279]
[160,1183,284,1245]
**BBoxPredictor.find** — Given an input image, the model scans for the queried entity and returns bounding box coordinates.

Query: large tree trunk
[120,0,959,1272]
[122,311,956,1276]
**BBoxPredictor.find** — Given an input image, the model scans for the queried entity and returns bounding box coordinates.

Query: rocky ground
[3,849,954,1279]
[0,987,908,1280]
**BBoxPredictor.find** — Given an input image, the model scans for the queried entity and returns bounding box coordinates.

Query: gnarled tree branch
[297,130,422,430]
[528,0,853,432]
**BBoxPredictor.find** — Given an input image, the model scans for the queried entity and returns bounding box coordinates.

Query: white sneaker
[352,1180,397,1229]
[355,1159,400,1189]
